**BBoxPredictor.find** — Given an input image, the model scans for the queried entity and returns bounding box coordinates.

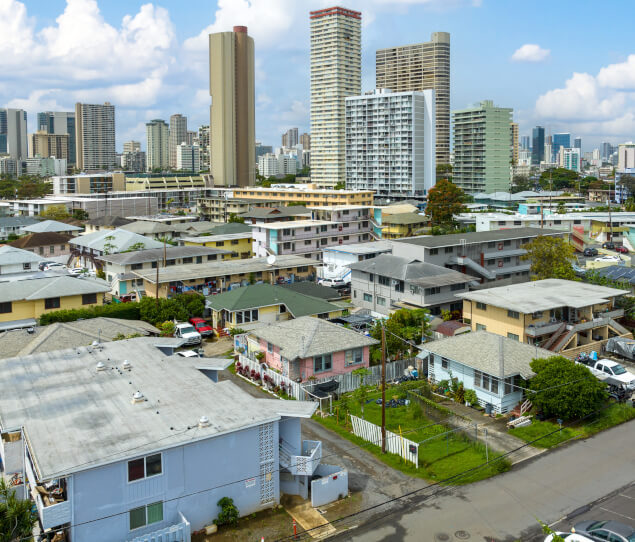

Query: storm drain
[455,531,470,540]
[434,534,451,542]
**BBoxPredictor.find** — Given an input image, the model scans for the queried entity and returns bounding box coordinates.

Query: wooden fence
[349,414,419,468]
[239,355,306,400]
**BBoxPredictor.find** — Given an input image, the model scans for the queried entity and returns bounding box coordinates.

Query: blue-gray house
[0,337,337,542]
[418,331,552,414]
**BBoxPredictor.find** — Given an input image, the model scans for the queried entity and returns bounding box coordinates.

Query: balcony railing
[526,309,625,337]
[279,440,322,476]
[128,512,191,542]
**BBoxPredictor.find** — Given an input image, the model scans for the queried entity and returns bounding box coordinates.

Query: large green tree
[425,179,466,227]
[511,175,535,193]
[139,293,205,326]
[369,308,430,362]
[618,174,635,198]
[39,204,71,220]
[521,236,576,280]
[0,478,37,542]
[528,356,607,419]
[539,168,579,190]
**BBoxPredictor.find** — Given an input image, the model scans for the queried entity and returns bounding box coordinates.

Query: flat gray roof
[457,278,629,313]
[134,254,314,283]
[323,240,392,255]
[419,331,552,379]
[0,338,316,480]
[98,246,230,266]
[393,227,563,249]
[0,275,110,302]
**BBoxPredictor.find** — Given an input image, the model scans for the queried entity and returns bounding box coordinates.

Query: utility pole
[381,323,386,454]
[163,238,167,267]
[155,262,159,308]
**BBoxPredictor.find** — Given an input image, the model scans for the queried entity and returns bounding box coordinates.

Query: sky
[1,0,634,154]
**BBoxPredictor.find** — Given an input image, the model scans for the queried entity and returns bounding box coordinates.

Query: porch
[279,440,322,477]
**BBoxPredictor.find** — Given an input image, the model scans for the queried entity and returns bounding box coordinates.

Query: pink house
[246,316,378,381]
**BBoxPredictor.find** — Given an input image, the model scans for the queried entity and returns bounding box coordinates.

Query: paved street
[329,419,635,542]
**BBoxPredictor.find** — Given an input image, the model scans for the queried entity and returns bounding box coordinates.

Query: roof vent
[198,415,211,428]
[131,391,145,404]
[122,360,132,371]
[96,361,106,372]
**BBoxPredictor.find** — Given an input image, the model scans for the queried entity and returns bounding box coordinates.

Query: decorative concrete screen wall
[349,415,419,467]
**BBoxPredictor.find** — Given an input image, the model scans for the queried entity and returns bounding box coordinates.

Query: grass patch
[318,390,510,484]
[510,403,635,448]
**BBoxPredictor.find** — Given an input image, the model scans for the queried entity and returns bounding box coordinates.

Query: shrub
[214,497,239,527]
[159,321,175,337]
[464,388,479,406]
[38,302,141,325]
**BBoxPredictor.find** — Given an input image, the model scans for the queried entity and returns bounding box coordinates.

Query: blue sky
[2,0,634,153]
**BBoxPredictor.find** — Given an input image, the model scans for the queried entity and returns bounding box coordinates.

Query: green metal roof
[206,283,341,317]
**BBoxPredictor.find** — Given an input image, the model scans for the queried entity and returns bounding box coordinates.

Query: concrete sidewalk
[283,495,337,539]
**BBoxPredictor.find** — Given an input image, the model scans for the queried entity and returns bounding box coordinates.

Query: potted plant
[255,352,265,362]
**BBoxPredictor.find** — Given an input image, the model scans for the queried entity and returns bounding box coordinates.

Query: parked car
[583,247,598,257]
[544,534,594,542]
[594,255,623,263]
[616,245,629,254]
[174,323,202,345]
[602,241,616,250]
[319,278,347,288]
[119,293,137,303]
[68,267,88,276]
[189,317,214,337]
[44,263,66,271]
[574,355,635,388]
[570,520,635,542]
[38,260,55,271]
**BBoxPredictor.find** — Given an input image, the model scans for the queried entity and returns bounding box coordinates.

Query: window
[476,302,487,310]
[44,297,61,310]
[441,358,449,369]
[345,348,363,366]
[429,248,438,255]
[476,323,487,331]
[532,311,543,319]
[363,293,372,302]
[507,310,520,319]
[410,285,421,295]
[182,257,193,264]
[394,280,404,293]
[368,273,374,282]
[207,255,217,261]
[267,342,273,353]
[0,302,12,314]
[196,256,203,264]
[151,261,158,268]
[38,247,44,255]
[504,240,511,246]
[23,263,31,270]
[444,247,453,254]
[451,283,465,291]
[507,333,519,341]
[314,354,332,372]
[279,304,287,313]
[166,259,176,266]
[215,241,224,247]
[131,263,143,270]
[129,501,163,531]
[231,239,239,245]
[82,293,97,305]
[50,245,55,254]
[504,377,514,394]
[377,296,386,306]
[378,275,390,286]
[503,257,511,263]
[425,287,441,296]
[128,453,162,482]
[252,309,259,321]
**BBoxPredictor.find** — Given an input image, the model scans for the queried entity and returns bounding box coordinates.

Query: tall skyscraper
[346,88,435,196]
[74,102,115,170]
[0,108,28,161]
[452,100,513,193]
[282,127,299,148]
[300,133,311,151]
[574,137,582,150]
[28,131,69,161]
[197,125,210,171]
[176,143,201,172]
[37,111,76,166]
[552,133,571,162]
[531,126,545,165]
[123,140,141,153]
[169,114,188,168]
[310,6,362,187]
[376,32,450,165]
[510,122,519,165]
[601,142,614,162]
[146,119,169,171]
[209,25,255,187]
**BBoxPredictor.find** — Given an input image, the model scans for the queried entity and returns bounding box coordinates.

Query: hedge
[38,302,141,325]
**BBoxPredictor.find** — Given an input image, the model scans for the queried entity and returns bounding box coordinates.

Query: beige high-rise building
[123,140,141,153]
[310,6,361,187]
[28,131,69,160]
[300,133,311,151]
[510,122,519,165]
[209,26,255,187]
[75,102,116,170]
[376,32,450,165]
[146,119,169,171]
[169,114,188,168]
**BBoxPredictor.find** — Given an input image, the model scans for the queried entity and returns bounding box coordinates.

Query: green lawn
[318,389,510,484]
[510,403,635,448]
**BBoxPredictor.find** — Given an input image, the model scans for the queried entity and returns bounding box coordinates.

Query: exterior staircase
[542,322,568,351]
[215,327,229,338]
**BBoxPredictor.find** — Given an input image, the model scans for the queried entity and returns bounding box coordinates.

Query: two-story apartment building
[319,240,393,283]
[390,228,565,287]
[0,246,43,276]
[9,232,73,258]
[348,254,473,316]
[0,216,40,240]
[0,338,331,542]
[458,279,632,358]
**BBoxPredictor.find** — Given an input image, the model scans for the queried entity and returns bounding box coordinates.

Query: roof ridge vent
[131,391,145,404]
[96,361,106,372]
[198,415,211,428]
[122,360,132,371]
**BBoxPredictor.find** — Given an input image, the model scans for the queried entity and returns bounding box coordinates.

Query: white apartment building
[618,142,635,171]
[310,7,361,187]
[75,102,116,170]
[176,143,201,173]
[559,147,581,172]
[258,153,297,177]
[146,119,169,171]
[346,88,436,196]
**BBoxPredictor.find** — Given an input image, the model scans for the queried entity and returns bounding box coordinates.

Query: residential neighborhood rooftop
[23,220,83,233]
[419,330,552,379]
[247,316,379,360]
[457,279,630,313]
[0,337,316,480]
[323,240,392,255]
[120,220,176,235]
[70,228,164,252]
[8,232,73,249]
[240,206,311,219]
[393,227,563,248]
[85,216,132,227]
[97,245,230,265]
[180,232,252,244]
[255,219,336,230]
[0,245,43,265]
[0,275,110,302]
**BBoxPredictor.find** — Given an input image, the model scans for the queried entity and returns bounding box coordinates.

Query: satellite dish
[267,254,276,266]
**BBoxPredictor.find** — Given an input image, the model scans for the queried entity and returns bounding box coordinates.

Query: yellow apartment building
[231,184,373,207]
[181,232,253,259]
[458,279,632,358]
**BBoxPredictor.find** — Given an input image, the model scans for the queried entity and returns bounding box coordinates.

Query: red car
[189,317,214,337]
[616,246,629,254]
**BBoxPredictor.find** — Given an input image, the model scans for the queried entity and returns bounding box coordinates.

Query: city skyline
[1,0,633,153]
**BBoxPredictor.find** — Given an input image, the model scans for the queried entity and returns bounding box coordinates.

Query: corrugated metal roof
[393,227,563,248]
[0,245,43,265]
[23,220,83,233]
[70,228,163,252]
[0,275,110,302]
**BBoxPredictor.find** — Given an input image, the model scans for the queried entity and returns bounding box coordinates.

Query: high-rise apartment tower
[510,122,519,165]
[310,7,362,187]
[209,26,255,187]
[169,114,188,168]
[37,111,76,166]
[146,119,169,171]
[74,103,115,170]
[531,126,545,165]
[0,109,28,161]
[376,32,450,165]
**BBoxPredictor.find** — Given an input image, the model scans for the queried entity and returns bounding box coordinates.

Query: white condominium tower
[74,102,115,170]
[376,32,450,166]
[146,119,169,171]
[169,114,188,168]
[346,89,436,196]
[310,6,361,187]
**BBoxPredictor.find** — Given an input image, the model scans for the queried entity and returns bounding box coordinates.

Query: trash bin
[590,351,598,361]
[485,403,493,415]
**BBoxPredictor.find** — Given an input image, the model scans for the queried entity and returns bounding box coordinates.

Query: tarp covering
[605,337,635,360]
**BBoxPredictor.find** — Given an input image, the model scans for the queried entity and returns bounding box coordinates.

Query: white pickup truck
[575,356,635,389]
[174,323,202,346]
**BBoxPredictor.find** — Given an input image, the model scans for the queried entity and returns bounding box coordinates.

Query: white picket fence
[349,414,419,468]
[239,355,306,400]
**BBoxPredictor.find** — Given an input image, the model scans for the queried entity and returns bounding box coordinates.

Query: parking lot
[546,482,635,538]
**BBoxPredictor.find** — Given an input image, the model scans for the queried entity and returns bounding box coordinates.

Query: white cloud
[511,44,550,63]
[597,54,635,90]
[280,100,309,124]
